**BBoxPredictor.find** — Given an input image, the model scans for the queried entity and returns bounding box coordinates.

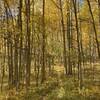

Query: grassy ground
[0,63,100,100]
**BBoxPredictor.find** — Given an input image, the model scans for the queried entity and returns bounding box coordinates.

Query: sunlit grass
[0,63,100,100]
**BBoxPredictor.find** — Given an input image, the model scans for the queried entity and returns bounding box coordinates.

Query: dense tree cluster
[0,0,100,95]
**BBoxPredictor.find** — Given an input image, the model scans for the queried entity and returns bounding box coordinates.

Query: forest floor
[0,63,100,100]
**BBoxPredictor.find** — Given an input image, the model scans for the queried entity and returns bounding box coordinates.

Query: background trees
[0,0,100,99]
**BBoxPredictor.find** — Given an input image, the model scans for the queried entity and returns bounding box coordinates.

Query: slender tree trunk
[25,0,31,88]
[86,0,100,58]
[18,0,23,87]
[72,0,83,89]
[41,0,46,83]
[59,0,68,75]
